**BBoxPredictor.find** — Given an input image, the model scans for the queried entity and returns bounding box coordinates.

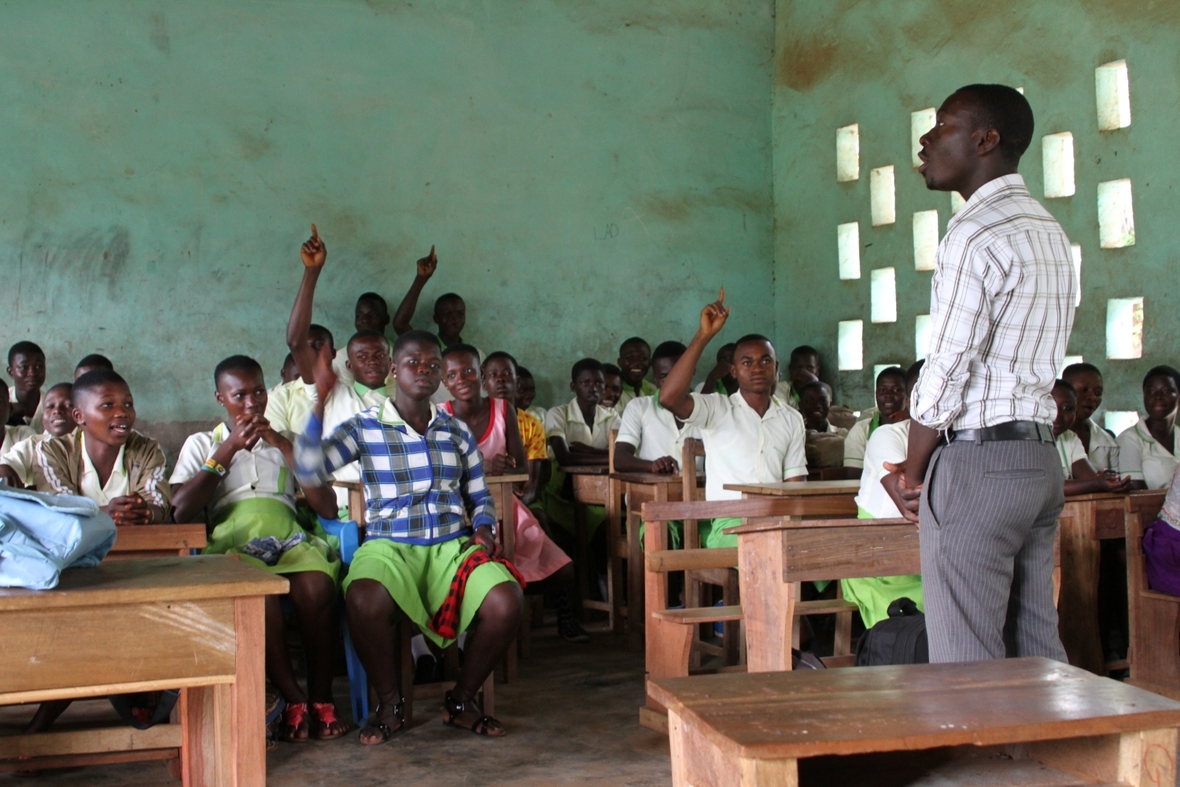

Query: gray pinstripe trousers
[919,437,1068,663]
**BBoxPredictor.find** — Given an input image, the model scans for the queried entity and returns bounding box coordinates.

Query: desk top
[723,480,860,497]
[649,657,1180,760]
[485,473,529,485]
[0,556,289,612]
[560,465,609,475]
[726,516,910,535]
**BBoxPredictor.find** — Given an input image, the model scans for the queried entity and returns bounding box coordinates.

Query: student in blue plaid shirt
[294,230,521,744]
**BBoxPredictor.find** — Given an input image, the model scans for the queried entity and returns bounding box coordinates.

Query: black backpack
[855,597,929,666]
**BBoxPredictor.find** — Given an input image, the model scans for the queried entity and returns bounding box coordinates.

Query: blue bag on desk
[0,486,117,589]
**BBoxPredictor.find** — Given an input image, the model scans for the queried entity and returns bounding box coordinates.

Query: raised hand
[417,245,438,278]
[699,287,730,338]
[300,224,327,268]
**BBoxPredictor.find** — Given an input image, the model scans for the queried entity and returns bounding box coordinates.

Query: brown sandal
[358,698,405,746]
[442,690,505,737]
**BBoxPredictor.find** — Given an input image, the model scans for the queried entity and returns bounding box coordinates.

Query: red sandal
[310,702,348,740]
[280,702,309,742]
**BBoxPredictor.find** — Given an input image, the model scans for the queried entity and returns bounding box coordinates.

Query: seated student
[601,363,623,411]
[332,292,394,387]
[1118,365,1180,490]
[696,342,737,395]
[849,361,926,628]
[0,380,35,456]
[782,345,821,409]
[1051,379,1130,497]
[844,366,907,480]
[514,366,547,426]
[799,380,847,474]
[441,345,586,642]
[614,337,655,413]
[1063,362,1119,472]
[74,353,114,379]
[1141,462,1180,597]
[278,352,300,387]
[170,356,345,741]
[482,352,547,508]
[295,332,523,743]
[8,341,46,431]
[660,290,806,548]
[266,323,334,435]
[33,370,169,525]
[0,382,75,487]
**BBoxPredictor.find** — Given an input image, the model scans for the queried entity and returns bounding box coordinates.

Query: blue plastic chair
[317,516,369,724]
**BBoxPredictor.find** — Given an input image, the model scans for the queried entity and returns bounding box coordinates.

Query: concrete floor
[0,628,673,787]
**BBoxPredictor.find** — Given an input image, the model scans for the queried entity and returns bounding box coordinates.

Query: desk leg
[607,478,624,635]
[183,596,266,787]
[575,501,590,612]
[669,708,799,787]
[1030,727,1177,787]
[1058,506,1105,674]
[738,529,794,673]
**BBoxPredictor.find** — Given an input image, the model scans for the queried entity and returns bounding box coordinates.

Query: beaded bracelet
[202,458,229,478]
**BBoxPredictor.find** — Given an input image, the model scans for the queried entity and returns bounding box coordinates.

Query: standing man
[886,85,1076,663]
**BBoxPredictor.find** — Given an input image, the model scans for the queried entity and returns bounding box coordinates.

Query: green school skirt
[342,536,518,648]
[839,507,923,628]
[700,516,740,549]
[205,498,339,582]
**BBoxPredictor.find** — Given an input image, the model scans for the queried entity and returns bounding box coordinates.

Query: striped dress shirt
[295,400,496,545]
[910,174,1076,432]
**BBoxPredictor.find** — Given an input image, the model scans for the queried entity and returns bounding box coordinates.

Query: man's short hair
[75,353,114,372]
[955,83,1035,162]
[1054,378,1077,397]
[1143,365,1180,392]
[9,341,44,365]
[602,363,622,377]
[796,379,830,399]
[788,345,818,364]
[74,369,129,401]
[619,336,650,353]
[516,365,535,381]
[308,323,334,350]
[214,355,263,387]
[875,366,907,386]
[482,351,518,373]
[652,341,688,363]
[1063,362,1102,379]
[434,292,464,310]
[348,329,389,349]
[46,381,73,398]
[737,334,776,355]
[906,359,926,386]
[571,358,603,381]
[441,343,481,363]
[393,330,442,359]
[356,292,388,311]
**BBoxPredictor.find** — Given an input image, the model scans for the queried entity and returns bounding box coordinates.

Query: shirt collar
[378,399,440,429]
[80,433,127,480]
[354,381,387,398]
[734,390,784,420]
[949,173,1029,229]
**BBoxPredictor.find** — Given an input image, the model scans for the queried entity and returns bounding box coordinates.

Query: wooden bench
[650,657,1180,787]
[1124,491,1179,701]
[641,497,860,732]
[0,556,286,786]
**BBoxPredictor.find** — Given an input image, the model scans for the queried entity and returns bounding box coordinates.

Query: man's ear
[977,127,1002,157]
[71,407,84,426]
[569,380,577,394]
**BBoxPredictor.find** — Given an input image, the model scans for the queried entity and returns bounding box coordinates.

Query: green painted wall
[0,0,775,443]
[774,0,1180,416]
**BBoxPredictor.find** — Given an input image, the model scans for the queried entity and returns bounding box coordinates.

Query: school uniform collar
[378,399,442,434]
[354,381,387,398]
[732,390,787,420]
[80,433,127,483]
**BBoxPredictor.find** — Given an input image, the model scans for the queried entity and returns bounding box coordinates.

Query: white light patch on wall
[1042,133,1075,198]
[870,268,897,323]
[911,108,936,168]
[1106,297,1143,360]
[1098,179,1135,249]
[1105,411,1139,437]
[1070,244,1082,307]
[950,191,966,214]
[1096,60,1131,131]
[836,124,860,182]
[1060,355,1084,376]
[870,166,896,226]
[838,320,863,371]
[912,210,939,271]
[915,314,932,360]
[838,222,861,280]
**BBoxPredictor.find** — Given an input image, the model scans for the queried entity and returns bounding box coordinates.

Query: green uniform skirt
[342,536,518,648]
[839,507,923,628]
[205,497,339,582]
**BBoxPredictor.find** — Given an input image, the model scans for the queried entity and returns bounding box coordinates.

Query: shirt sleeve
[1066,434,1088,473]
[909,234,994,431]
[33,437,78,495]
[615,398,644,448]
[682,392,722,430]
[544,405,567,442]
[1,437,38,486]
[782,410,808,480]
[131,438,171,523]
[843,420,869,469]
[456,425,497,530]
[1117,426,1145,482]
[265,385,291,434]
[170,433,210,485]
[295,413,362,487]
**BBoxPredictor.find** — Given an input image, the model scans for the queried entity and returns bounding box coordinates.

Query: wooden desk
[485,473,529,559]
[649,657,1180,787]
[612,471,687,649]
[561,465,622,626]
[108,524,207,559]
[724,480,861,498]
[730,516,918,672]
[1057,491,1134,675]
[0,556,288,786]
[333,479,366,528]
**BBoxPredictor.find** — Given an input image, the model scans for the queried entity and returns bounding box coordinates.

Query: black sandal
[442,690,505,737]
[358,697,406,746]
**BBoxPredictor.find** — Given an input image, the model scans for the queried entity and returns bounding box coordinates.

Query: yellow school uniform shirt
[8,391,43,433]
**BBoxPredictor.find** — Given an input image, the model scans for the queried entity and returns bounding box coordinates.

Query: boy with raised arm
[296,332,522,744]
[331,293,394,387]
[660,290,807,548]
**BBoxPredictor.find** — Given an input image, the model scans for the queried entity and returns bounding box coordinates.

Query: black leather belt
[946,420,1054,444]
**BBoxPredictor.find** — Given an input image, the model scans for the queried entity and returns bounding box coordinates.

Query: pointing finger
[311,223,319,240]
